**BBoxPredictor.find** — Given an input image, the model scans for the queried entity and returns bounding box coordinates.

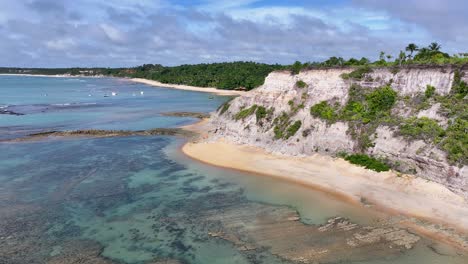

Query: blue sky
[0,0,466,67]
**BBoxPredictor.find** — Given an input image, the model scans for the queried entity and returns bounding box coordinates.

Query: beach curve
[181,122,468,250]
[131,78,247,96]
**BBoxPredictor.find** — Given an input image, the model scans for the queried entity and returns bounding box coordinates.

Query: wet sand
[181,122,468,250]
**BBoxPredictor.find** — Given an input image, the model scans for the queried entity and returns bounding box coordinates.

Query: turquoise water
[0,76,466,263]
[0,76,226,139]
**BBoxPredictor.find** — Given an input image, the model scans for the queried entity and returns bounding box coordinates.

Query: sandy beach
[182,121,468,249]
[131,78,246,96]
[1,75,246,96]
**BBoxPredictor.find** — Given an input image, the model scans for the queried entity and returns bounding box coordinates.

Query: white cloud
[100,23,126,43]
[45,37,76,51]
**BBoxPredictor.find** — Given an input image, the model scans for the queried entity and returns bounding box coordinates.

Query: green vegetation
[343,154,390,172]
[441,118,468,165]
[217,97,236,115]
[365,85,397,116]
[341,66,372,80]
[133,62,284,90]
[273,112,290,139]
[295,80,308,88]
[255,106,267,121]
[2,42,467,91]
[287,42,468,74]
[310,101,338,122]
[234,105,257,120]
[341,85,397,123]
[310,85,398,151]
[291,61,303,75]
[425,85,436,99]
[306,82,460,165]
[0,62,284,91]
[399,117,445,143]
[452,70,468,98]
[272,112,301,139]
[285,121,302,139]
[219,103,231,115]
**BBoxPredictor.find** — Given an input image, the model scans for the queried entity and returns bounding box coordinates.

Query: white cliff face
[360,67,455,95]
[209,66,468,198]
[417,103,447,127]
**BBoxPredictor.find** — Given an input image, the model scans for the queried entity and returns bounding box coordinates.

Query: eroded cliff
[208,65,468,198]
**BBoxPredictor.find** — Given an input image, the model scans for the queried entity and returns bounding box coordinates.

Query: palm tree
[398,51,406,66]
[405,43,418,59]
[428,42,441,51]
[379,51,385,61]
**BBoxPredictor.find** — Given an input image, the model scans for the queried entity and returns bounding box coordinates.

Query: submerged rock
[1,128,196,142]
[161,111,210,119]
[202,203,421,263]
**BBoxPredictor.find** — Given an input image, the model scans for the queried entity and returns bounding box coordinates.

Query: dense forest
[0,62,283,91]
[290,42,468,73]
[131,62,284,90]
[1,42,467,90]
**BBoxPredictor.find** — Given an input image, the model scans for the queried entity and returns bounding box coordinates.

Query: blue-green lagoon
[0,76,466,263]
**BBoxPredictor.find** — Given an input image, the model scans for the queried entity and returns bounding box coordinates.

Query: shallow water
[0,76,226,139]
[0,76,466,263]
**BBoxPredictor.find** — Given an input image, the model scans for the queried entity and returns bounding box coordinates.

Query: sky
[0,0,467,67]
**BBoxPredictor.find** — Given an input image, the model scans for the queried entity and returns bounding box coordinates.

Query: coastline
[130,78,246,96]
[0,73,104,78]
[0,74,247,96]
[181,122,468,250]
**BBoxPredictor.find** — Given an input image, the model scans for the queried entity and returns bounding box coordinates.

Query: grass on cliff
[309,84,398,151]
[340,66,373,80]
[310,101,338,123]
[441,118,468,165]
[273,112,302,139]
[234,105,257,120]
[399,117,445,143]
[295,80,308,88]
[343,154,390,172]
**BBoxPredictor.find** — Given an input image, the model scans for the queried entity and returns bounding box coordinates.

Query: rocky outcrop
[1,128,196,142]
[208,65,468,198]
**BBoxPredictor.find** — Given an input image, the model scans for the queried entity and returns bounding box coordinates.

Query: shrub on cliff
[285,121,302,139]
[291,61,304,75]
[441,118,468,165]
[399,117,445,143]
[452,70,468,98]
[295,80,308,88]
[310,101,338,123]
[341,66,372,80]
[365,85,397,117]
[234,105,258,120]
[424,85,436,99]
[343,154,390,172]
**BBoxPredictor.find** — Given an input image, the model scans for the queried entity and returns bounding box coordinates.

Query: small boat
[208,96,214,99]
[140,91,144,95]
[111,92,117,96]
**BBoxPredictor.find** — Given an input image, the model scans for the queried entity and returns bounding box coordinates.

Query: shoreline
[130,78,246,96]
[181,122,468,250]
[0,74,247,96]
[0,73,104,78]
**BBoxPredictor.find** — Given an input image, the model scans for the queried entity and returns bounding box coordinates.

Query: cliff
[208,65,468,198]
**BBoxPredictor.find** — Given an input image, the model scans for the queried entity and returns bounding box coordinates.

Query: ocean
[0,75,465,263]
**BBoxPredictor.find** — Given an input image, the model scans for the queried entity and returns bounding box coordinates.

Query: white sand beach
[181,120,468,250]
[131,78,246,96]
